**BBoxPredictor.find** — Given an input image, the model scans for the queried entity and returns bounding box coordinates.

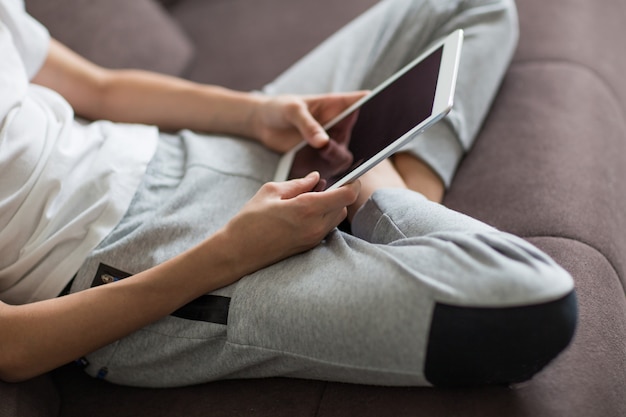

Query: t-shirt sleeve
[0,0,50,79]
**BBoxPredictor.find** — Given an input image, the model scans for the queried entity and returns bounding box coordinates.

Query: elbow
[0,302,61,383]
[0,353,46,384]
[0,364,33,384]
[0,322,48,383]
[0,371,31,384]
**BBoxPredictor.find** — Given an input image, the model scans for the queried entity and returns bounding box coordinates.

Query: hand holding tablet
[273,29,464,191]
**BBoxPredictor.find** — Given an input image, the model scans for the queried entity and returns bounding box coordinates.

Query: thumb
[279,171,321,199]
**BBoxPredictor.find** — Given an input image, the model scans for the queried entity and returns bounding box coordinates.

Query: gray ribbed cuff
[397,120,464,188]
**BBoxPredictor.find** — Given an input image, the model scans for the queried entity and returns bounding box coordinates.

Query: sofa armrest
[0,375,60,417]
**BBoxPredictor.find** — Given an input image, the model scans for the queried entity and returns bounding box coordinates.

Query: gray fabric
[71,131,572,388]
[311,238,626,417]
[263,0,519,186]
[68,0,573,388]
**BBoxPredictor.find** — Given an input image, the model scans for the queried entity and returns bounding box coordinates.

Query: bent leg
[264,0,519,187]
[78,171,576,387]
[219,189,576,387]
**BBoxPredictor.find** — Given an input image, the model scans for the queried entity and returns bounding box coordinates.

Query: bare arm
[0,173,360,383]
[31,39,265,137]
[32,39,365,152]
[0,38,370,383]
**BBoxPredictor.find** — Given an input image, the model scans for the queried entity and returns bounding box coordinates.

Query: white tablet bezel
[273,29,464,191]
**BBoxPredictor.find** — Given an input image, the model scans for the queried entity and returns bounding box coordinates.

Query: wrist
[179,230,246,293]
[216,88,267,140]
[245,93,270,143]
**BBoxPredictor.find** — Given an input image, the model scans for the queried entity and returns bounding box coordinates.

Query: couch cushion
[52,367,327,417]
[0,375,60,417]
[25,0,194,75]
[514,0,626,114]
[154,0,181,8]
[444,62,626,289]
[168,0,379,90]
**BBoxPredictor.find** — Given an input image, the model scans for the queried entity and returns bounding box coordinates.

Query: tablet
[273,29,464,191]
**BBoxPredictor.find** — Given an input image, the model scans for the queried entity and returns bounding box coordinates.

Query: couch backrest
[26,0,194,76]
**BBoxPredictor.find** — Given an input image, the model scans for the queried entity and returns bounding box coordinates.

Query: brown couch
[3,0,625,416]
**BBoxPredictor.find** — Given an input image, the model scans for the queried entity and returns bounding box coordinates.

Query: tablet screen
[287,46,443,191]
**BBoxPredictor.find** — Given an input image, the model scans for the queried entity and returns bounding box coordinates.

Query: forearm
[92,70,265,137]
[33,40,363,154]
[0,162,357,383]
[33,39,265,138]
[0,230,241,383]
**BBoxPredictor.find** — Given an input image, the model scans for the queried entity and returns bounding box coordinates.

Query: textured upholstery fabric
[25,0,194,76]
[444,63,626,287]
[0,376,59,417]
[51,368,327,417]
[167,0,379,90]
[445,0,626,290]
[514,0,626,112]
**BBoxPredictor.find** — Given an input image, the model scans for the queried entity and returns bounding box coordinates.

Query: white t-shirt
[0,0,158,304]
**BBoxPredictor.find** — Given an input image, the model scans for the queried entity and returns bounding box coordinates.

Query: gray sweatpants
[71,0,575,387]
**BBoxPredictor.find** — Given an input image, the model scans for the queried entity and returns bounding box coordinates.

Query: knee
[423,290,578,386]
